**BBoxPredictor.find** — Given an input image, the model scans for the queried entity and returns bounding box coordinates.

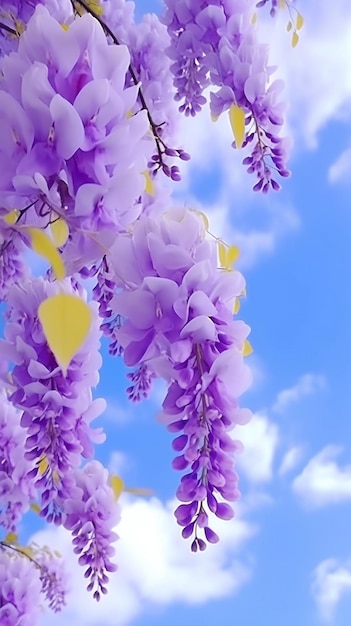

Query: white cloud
[272,373,325,414]
[292,445,351,507]
[328,147,351,184]
[311,558,351,621]
[278,445,304,476]
[235,412,279,483]
[36,496,256,626]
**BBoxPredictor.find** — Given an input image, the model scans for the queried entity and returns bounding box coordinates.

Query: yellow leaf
[279,0,286,7]
[37,455,49,475]
[20,546,34,558]
[2,210,19,225]
[110,475,124,501]
[227,245,240,267]
[4,532,18,545]
[61,23,69,31]
[30,503,41,514]
[291,31,299,48]
[51,218,69,247]
[229,104,245,149]
[251,12,257,24]
[233,298,240,315]
[296,12,304,30]
[143,171,154,196]
[38,294,92,374]
[124,487,153,497]
[243,340,253,357]
[28,228,65,281]
[287,20,292,32]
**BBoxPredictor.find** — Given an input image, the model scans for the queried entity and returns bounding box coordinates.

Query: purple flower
[107,208,252,545]
[0,390,36,532]
[63,460,119,601]
[0,548,42,626]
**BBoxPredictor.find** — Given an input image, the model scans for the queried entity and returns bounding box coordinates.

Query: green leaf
[229,104,245,149]
[38,294,92,375]
[28,228,65,280]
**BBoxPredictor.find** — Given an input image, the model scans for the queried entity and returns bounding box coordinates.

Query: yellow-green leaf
[51,218,69,247]
[243,340,253,357]
[227,245,240,266]
[291,31,299,48]
[124,487,153,497]
[251,12,257,24]
[110,475,124,501]
[4,532,18,545]
[279,0,286,7]
[229,104,245,149]
[296,12,304,30]
[37,455,49,475]
[2,210,19,225]
[233,298,240,315]
[38,294,92,374]
[143,171,154,196]
[20,546,34,558]
[28,228,65,280]
[30,503,41,514]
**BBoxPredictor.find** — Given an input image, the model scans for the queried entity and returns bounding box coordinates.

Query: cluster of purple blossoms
[163,0,290,190]
[0,4,149,272]
[36,548,69,612]
[107,209,251,546]
[0,390,36,532]
[0,548,42,626]
[1,277,105,524]
[63,460,119,600]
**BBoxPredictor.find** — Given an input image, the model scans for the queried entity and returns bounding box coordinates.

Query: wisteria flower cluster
[0,0,296,623]
[163,0,291,191]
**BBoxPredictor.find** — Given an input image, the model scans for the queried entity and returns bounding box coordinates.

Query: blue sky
[4,1,351,625]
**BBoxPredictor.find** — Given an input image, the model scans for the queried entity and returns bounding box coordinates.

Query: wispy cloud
[272,373,325,414]
[292,445,351,507]
[328,146,351,184]
[278,445,304,477]
[311,557,351,621]
[235,412,279,483]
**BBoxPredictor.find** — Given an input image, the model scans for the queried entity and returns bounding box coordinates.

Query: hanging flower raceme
[163,0,290,191]
[107,209,251,546]
[63,460,119,601]
[1,277,105,524]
